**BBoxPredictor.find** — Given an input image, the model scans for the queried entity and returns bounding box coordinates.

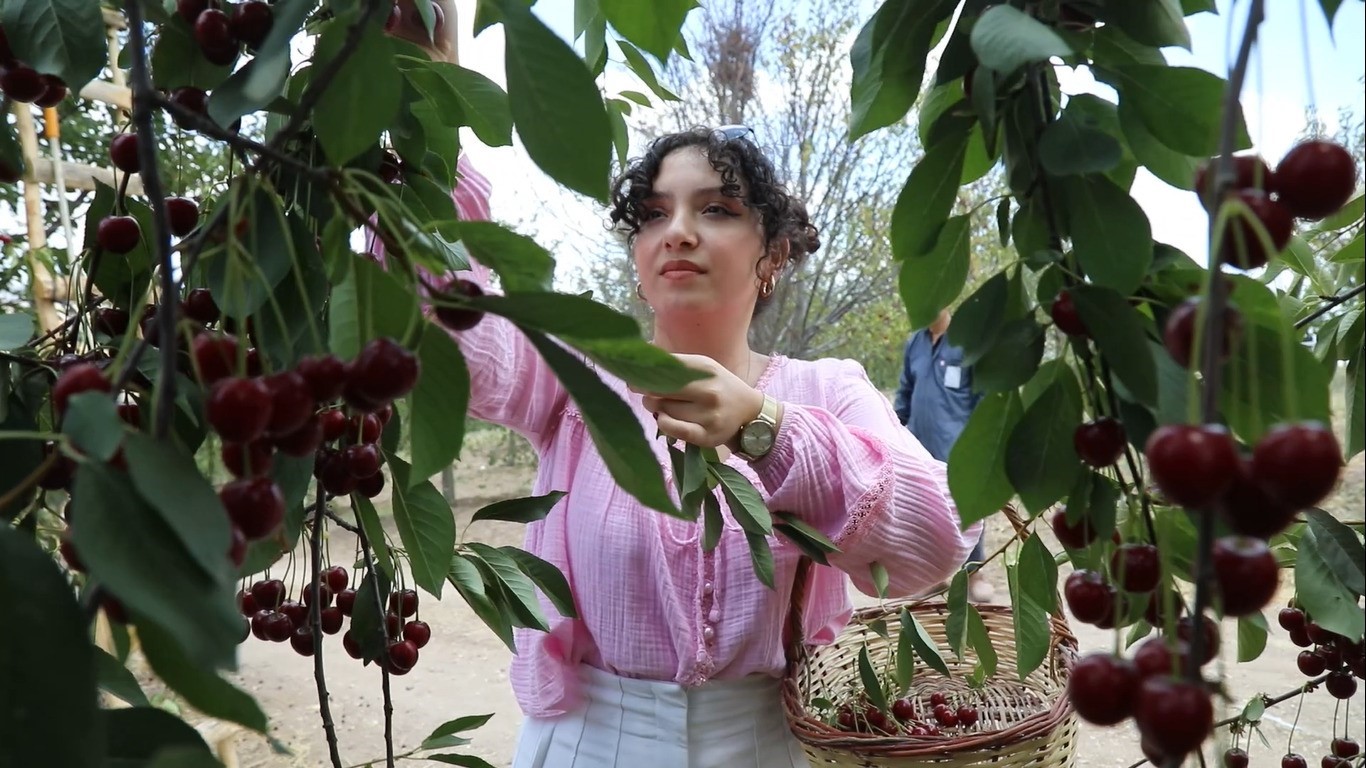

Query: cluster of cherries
[238,569,431,673]
[834,691,981,736]
[94,133,204,255]
[177,0,275,66]
[0,26,69,108]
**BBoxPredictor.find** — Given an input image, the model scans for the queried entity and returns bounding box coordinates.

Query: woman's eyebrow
[643,186,730,201]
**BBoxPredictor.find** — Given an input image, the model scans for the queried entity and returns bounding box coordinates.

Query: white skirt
[512,665,812,768]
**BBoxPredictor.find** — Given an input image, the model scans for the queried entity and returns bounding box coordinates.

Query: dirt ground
[198,443,1363,768]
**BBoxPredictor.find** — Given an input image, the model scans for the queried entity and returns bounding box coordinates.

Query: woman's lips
[660,260,704,279]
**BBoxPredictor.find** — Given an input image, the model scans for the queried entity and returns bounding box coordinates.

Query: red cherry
[387,639,419,672]
[263,611,294,642]
[165,197,201,238]
[1175,615,1221,666]
[38,446,77,490]
[1163,297,1244,368]
[1326,670,1357,699]
[1144,423,1240,508]
[274,416,324,457]
[1305,622,1336,645]
[53,362,112,414]
[1275,140,1358,220]
[0,63,45,102]
[1133,676,1212,758]
[250,578,286,609]
[389,588,419,618]
[1251,422,1342,510]
[891,698,916,723]
[1218,189,1293,269]
[236,588,258,616]
[1050,289,1087,337]
[1064,570,1114,625]
[955,706,978,728]
[403,620,431,649]
[1073,417,1126,467]
[230,0,273,49]
[195,9,240,65]
[342,630,363,659]
[180,287,219,326]
[434,278,486,331]
[1322,756,1349,768]
[34,75,67,108]
[1110,543,1160,593]
[176,0,209,23]
[297,354,347,403]
[928,692,948,708]
[356,469,386,498]
[250,609,271,640]
[1297,649,1328,676]
[263,370,314,438]
[222,439,272,478]
[1050,511,1100,550]
[323,566,349,592]
[1223,747,1250,768]
[1278,607,1307,632]
[1332,738,1361,758]
[303,582,333,608]
[1216,457,1298,539]
[348,337,420,405]
[109,134,141,174]
[349,413,383,444]
[97,216,142,254]
[1132,637,1190,680]
[168,86,209,128]
[279,599,307,627]
[344,443,382,478]
[1194,154,1273,210]
[1067,653,1138,725]
[192,333,240,385]
[379,150,402,183]
[320,606,344,635]
[318,452,357,496]
[1283,754,1308,768]
[1211,535,1279,616]
[289,626,316,656]
[335,588,357,616]
[94,307,130,337]
[1289,627,1313,647]
[206,376,273,443]
[319,408,349,442]
[219,477,285,539]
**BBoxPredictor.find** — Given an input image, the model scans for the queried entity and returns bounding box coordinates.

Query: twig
[1294,283,1366,329]
[122,0,178,440]
[155,93,337,184]
[310,488,344,768]
[352,503,395,768]
[0,449,58,513]
[324,507,362,534]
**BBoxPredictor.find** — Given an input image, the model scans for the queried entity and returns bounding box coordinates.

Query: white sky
[450,0,1366,274]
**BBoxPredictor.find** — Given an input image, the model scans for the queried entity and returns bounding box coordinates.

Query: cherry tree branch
[310,488,345,768]
[352,503,396,768]
[1294,283,1366,329]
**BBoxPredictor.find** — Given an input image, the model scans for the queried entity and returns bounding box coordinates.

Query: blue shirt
[893,330,983,462]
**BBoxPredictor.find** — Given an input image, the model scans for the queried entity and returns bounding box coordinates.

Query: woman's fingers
[653,412,711,447]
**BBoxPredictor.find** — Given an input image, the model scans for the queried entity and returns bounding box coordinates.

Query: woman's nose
[662,213,697,250]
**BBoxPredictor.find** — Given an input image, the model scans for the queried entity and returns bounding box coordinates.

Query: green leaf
[70,466,241,669]
[616,40,679,102]
[1294,528,1365,642]
[501,546,578,619]
[1006,541,1054,681]
[947,273,1008,366]
[0,0,108,91]
[849,0,957,140]
[137,620,268,733]
[387,457,456,598]
[1118,97,1201,190]
[571,337,709,393]
[1038,110,1122,176]
[944,570,970,659]
[948,392,1023,526]
[973,319,1046,394]
[1064,94,1139,189]
[1242,694,1265,724]
[1102,0,1191,50]
[773,512,839,566]
[598,0,693,61]
[899,214,971,329]
[523,331,678,516]
[455,221,555,292]
[352,495,395,582]
[969,5,1072,76]
[447,555,515,652]
[409,328,470,482]
[95,648,150,707]
[1236,611,1269,662]
[965,604,999,679]
[412,61,514,147]
[124,433,233,587]
[466,543,550,631]
[0,313,35,350]
[1303,509,1365,595]
[422,714,494,748]
[1347,348,1364,460]
[350,566,393,662]
[500,0,611,201]
[1106,65,1251,157]
[906,611,951,677]
[150,19,234,90]
[1070,284,1158,405]
[205,187,296,320]
[313,23,401,165]
[712,463,772,534]
[1220,309,1332,444]
[1005,372,1083,514]
[870,562,890,599]
[895,607,916,694]
[857,645,888,711]
[208,57,289,130]
[0,527,102,768]
[702,492,724,551]
[338,253,424,351]
[424,753,499,767]
[474,293,640,340]
[471,492,567,524]
[743,529,775,589]
[1065,175,1153,295]
[891,131,971,259]
[102,707,215,764]
[62,391,122,462]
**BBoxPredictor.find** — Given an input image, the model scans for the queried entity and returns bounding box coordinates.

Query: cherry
[1332,738,1361,758]
[1133,676,1212,758]
[1283,754,1308,768]
[176,0,209,23]
[97,215,142,254]
[1297,650,1328,676]
[347,337,420,406]
[109,134,141,174]
[389,588,419,618]
[1194,154,1273,210]
[206,376,273,443]
[263,611,294,642]
[1289,627,1313,647]
[342,630,363,659]
[194,9,240,65]
[303,583,333,609]
[928,692,948,707]
[1251,422,1342,509]
[274,415,324,457]
[1325,670,1357,699]
[434,278,486,331]
[52,362,112,414]
[1067,653,1138,725]
[34,75,67,108]
[375,403,394,426]
[192,333,240,385]
[1132,637,1189,680]
[934,707,958,727]
[1275,139,1357,220]
[219,476,285,540]
[344,443,382,478]
[1073,417,1125,468]
[250,609,271,640]
[1111,543,1160,593]
[1,63,45,102]
[1050,289,1087,337]
[1144,423,1240,508]
[279,600,307,627]
[349,413,383,444]
[385,611,403,639]
[38,447,77,490]
[1321,756,1349,768]
[250,578,286,609]
[58,536,85,572]
[320,606,344,635]
[1163,297,1244,368]
[955,706,978,727]
[387,639,418,672]
[1050,510,1099,550]
[263,371,314,437]
[289,626,316,656]
[1317,643,1343,668]
[1064,570,1113,625]
[297,354,347,403]
[1224,747,1250,768]
[397,621,432,652]
[319,408,349,442]
[1217,456,1298,539]
[93,307,130,336]
[835,706,856,731]
[891,698,916,723]
[321,566,349,593]
[168,86,209,129]
[356,469,386,498]
[335,588,357,616]
[230,0,273,49]
[164,197,201,238]
[1218,189,1293,270]
[236,588,258,616]
[317,452,358,496]
[1305,622,1335,645]
[1175,615,1221,666]
[222,439,272,478]
[1211,535,1279,616]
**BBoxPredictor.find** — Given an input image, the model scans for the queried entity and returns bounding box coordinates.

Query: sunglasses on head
[713,124,756,143]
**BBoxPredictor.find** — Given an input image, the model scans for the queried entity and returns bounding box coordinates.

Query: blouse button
[708,609,720,623]
[702,581,714,595]
[703,626,715,642]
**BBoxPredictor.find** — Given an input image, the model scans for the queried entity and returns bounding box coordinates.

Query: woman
[432,127,981,767]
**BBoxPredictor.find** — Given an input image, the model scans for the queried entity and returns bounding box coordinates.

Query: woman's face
[632,147,773,317]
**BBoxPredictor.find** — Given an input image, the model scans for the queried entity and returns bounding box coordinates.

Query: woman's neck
[652,315,757,382]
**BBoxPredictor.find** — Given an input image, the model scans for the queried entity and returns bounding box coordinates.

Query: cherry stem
[1293,283,1366,330]
[352,503,396,768]
[309,487,344,768]
[154,92,336,184]
[0,449,58,513]
[121,0,178,441]
[325,507,362,535]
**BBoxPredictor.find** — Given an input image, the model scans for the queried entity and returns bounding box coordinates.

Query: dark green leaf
[1070,284,1158,405]
[1118,97,1201,190]
[891,132,971,259]
[1294,528,1365,641]
[350,566,394,663]
[1221,312,1332,444]
[973,319,1045,394]
[702,492,723,551]
[471,492,567,524]
[95,647,150,707]
[125,433,233,586]
[352,495,395,581]
[0,527,102,768]
[713,463,772,535]
[455,221,554,292]
[857,646,888,711]
[0,313,35,350]
[423,714,494,744]
[616,39,679,102]
[944,570,970,659]
[895,607,916,695]
[500,0,611,200]
[137,620,268,732]
[524,331,678,516]
[151,18,232,90]
[409,328,470,482]
[743,529,776,589]
[1236,611,1268,662]
[969,5,1072,75]
[474,293,640,340]
[1006,544,1053,681]
[1106,65,1250,157]
[62,391,122,462]
[1101,0,1191,50]
[102,707,213,764]
[948,392,1023,525]
[1038,111,1122,176]
[313,23,401,165]
[0,122,24,184]
[966,604,999,679]
[849,0,957,140]
[947,274,1008,366]
[387,457,456,598]
[598,0,694,61]
[570,337,710,393]
[773,512,839,566]
[502,546,578,619]
[1064,94,1139,189]
[1065,175,1153,294]
[466,542,550,631]
[205,187,296,320]
[899,214,971,329]
[1303,509,1365,595]
[412,61,514,147]
[424,753,499,767]
[870,562,890,599]
[906,610,951,677]
[447,555,515,651]
[1347,348,1363,460]
[1,0,108,90]
[1005,372,1083,514]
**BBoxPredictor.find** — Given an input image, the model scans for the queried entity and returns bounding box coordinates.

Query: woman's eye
[704,204,734,215]
[643,209,666,221]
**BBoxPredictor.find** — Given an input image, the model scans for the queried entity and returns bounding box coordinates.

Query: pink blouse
[398,158,980,718]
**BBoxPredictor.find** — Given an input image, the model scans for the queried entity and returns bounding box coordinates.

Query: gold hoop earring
[758,277,776,299]
[636,282,647,301]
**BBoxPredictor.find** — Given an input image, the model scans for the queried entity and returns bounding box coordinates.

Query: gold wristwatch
[735,394,782,462]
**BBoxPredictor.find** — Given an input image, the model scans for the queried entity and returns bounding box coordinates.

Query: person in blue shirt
[893,308,991,601]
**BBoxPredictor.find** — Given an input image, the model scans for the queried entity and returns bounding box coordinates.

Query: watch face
[741,421,776,456]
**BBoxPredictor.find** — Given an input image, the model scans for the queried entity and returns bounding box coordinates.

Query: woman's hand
[633,354,764,449]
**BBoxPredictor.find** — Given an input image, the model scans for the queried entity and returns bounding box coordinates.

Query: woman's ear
[760,239,791,280]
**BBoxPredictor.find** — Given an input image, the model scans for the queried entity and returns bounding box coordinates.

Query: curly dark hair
[608,127,821,311]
